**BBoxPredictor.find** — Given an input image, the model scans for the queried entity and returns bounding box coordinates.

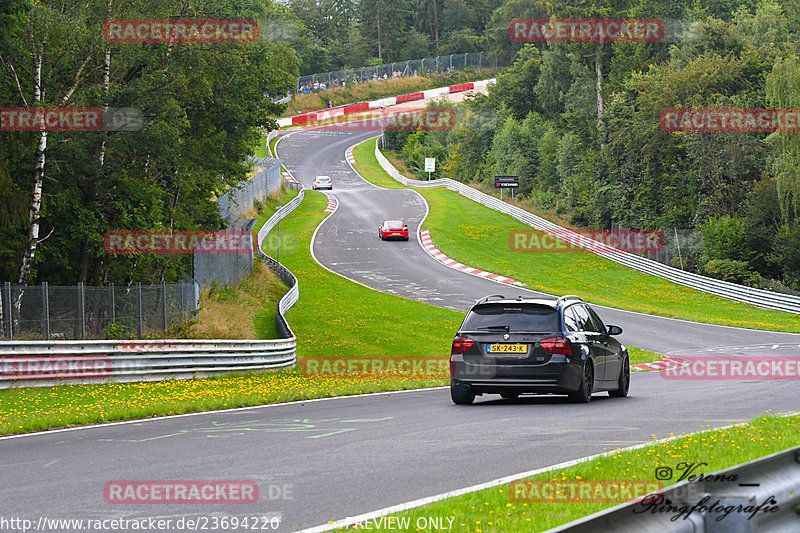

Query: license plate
[487,344,527,354]
[391,232,401,236]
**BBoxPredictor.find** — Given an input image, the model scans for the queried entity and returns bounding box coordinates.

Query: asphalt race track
[1,128,798,532]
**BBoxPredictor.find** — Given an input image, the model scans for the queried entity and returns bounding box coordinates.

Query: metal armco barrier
[266,129,279,157]
[0,173,306,389]
[256,178,306,340]
[375,140,800,314]
[545,445,800,532]
[0,339,296,389]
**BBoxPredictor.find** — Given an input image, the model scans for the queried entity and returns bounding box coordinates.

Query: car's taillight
[451,336,475,354]
[539,337,572,355]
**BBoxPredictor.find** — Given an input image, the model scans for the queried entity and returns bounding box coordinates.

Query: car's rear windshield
[462,303,558,333]
[385,221,403,228]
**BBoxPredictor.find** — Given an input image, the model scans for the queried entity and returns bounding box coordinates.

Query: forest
[384,0,800,290]
[2,0,799,292]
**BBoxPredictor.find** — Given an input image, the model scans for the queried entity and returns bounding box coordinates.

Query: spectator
[328,100,333,108]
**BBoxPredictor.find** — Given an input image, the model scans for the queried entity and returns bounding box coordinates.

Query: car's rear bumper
[451,360,583,394]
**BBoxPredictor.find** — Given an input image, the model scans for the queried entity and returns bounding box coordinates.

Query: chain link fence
[0,158,286,340]
[0,280,197,340]
[297,52,500,93]
[216,158,281,219]
[192,157,283,289]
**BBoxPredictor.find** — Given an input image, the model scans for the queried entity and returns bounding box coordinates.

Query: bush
[701,215,758,264]
[702,258,759,285]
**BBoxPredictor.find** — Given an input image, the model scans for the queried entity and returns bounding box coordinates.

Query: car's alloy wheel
[609,356,630,398]
[451,384,475,405]
[569,361,594,403]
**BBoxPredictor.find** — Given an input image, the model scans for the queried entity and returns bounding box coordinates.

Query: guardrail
[0,170,306,389]
[545,445,800,532]
[255,182,305,339]
[266,129,279,157]
[375,140,800,314]
[0,339,296,389]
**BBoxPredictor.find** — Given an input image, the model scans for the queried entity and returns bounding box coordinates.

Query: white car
[312,176,333,190]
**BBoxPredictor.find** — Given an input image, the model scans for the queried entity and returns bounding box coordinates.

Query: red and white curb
[632,356,687,372]
[281,170,298,185]
[420,230,522,285]
[277,79,495,128]
[323,193,337,212]
[346,147,356,165]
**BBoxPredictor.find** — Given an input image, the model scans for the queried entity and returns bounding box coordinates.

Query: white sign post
[424,157,436,181]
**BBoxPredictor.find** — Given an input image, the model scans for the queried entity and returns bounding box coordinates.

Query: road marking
[296,415,800,533]
[419,230,522,285]
[95,417,395,442]
[0,388,444,441]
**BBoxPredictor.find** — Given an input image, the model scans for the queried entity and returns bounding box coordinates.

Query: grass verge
[0,191,464,435]
[373,412,799,532]
[351,139,800,332]
[258,189,464,356]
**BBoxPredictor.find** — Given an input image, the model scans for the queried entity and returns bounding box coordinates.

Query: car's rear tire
[568,361,594,403]
[451,384,475,405]
[609,355,630,398]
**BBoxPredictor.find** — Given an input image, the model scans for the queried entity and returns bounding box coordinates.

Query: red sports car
[378,220,409,241]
